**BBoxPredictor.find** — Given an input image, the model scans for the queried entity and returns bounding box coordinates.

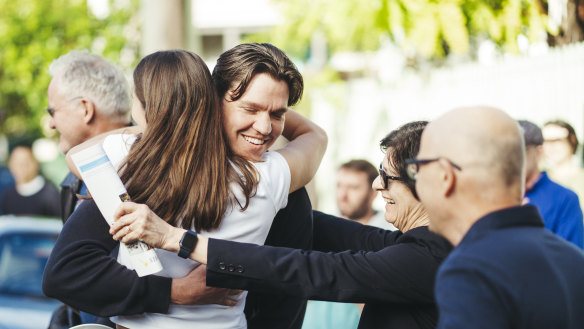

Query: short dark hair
[380,121,428,198]
[518,120,543,146]
[544,119,579,154]
[212,43,303,106]
[339,159,378,186]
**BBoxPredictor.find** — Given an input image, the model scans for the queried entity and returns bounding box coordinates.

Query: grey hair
[49,50,131,124]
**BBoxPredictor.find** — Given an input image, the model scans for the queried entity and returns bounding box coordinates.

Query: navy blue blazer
[206,212,453,329]
[436,205,584,329]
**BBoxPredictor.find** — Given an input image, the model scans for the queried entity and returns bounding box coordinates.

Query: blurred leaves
[258,0,547,60]
[0,0,138,139]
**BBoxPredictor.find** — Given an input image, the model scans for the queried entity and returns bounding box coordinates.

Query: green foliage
[0,0,138,139]
[254,0,547,60]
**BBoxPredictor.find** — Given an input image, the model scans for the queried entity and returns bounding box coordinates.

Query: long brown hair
[121,50,257,232]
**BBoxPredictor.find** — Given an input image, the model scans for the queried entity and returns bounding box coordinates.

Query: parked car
[0,215,62,329]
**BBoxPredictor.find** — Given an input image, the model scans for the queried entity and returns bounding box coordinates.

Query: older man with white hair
[47,50,132,222]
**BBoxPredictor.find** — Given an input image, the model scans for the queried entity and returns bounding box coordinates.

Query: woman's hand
[110,201,185,252]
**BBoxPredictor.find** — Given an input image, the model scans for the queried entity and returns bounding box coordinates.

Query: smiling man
[211,43,313,329]
[221,73,288,161]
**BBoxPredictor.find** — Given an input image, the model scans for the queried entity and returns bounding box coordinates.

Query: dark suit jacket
[206,212,453,329]
[59,172,82,223]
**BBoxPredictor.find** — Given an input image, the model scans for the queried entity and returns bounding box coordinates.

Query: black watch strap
[178,230,198,259]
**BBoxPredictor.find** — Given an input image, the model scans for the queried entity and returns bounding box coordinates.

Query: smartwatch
[178,230,198,259]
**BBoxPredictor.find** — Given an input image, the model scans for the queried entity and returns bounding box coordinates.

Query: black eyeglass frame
[379,163,402,189]
[405,158,462,180]
[46,96,84,118]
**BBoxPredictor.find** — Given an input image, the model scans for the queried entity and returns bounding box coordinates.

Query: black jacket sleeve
[42,199,171,316]
[244,187,312,329]
[312,211,400,253]
[206,234,440,304]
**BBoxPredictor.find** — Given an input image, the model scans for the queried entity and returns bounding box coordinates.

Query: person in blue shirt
[519,119,583,248]
[410,106,584,329]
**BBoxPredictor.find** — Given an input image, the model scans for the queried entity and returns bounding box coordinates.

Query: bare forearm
[277,110,328,192]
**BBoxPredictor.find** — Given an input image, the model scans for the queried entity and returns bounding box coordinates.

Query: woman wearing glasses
[111,120,452,329]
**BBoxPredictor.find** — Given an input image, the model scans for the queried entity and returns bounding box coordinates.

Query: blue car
[0,216,62,329]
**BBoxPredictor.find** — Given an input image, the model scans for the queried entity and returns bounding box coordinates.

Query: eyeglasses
[379,163,402,189]
[46,96,84,118]
[405,158,462,180]
[45,106,55,117]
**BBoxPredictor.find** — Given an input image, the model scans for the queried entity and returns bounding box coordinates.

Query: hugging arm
[312,211,400,253]
[205,238,437,304]
[42,200,171,316]
[64,125,142,178]
[111,204,427,304]
[277,110,327,193]
[43,199,238,316]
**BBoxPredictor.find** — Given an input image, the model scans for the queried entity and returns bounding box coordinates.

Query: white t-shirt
[103,134,291,329]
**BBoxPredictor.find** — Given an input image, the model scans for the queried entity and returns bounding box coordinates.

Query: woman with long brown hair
[45,48,326,329]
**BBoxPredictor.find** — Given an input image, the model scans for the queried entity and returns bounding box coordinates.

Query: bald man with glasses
[410,106,584,329]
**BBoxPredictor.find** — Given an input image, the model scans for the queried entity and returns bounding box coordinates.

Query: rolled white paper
[71,143,163,277]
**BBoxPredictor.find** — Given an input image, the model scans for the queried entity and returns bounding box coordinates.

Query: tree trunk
[548,0,584,46]
[140,0,185,55]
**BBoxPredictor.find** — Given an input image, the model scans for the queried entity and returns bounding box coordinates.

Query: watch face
[180,231,197,250]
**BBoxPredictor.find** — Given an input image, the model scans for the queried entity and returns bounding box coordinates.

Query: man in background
[1,144,60,217]
[519,120,583,248]
[336,159,395,230]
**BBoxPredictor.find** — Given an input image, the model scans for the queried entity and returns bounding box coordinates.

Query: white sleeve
[102,134,137,170]
[255,151,291,211]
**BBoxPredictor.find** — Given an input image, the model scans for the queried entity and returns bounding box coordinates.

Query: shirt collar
[460,205,544,246]
[16,175,45,196]
[528,171,550,192]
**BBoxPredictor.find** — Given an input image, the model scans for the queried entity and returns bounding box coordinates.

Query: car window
[0,232,58,297]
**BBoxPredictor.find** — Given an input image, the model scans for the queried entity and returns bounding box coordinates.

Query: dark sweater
[1,179,61,217]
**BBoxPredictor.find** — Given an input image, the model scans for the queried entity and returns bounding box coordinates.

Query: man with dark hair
[336,159,395,230]
[519,120,583,248]
[212,42,314,328]
[44,43,314,329]
[213,43,303,107]
[411,106,584,328]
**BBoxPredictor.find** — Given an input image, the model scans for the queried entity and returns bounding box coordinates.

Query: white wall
[312,42,584,213]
